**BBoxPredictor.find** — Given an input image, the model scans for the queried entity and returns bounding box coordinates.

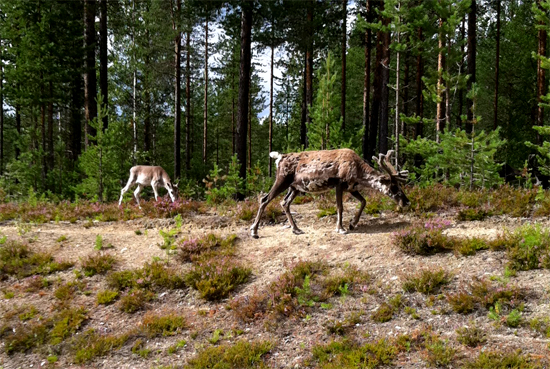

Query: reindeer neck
[360,162,390,194]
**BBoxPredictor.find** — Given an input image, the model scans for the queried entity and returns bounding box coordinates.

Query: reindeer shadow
[348,220,411,235]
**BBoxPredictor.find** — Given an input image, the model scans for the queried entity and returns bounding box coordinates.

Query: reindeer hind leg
[250,177,292,238]
[119,176,135,206]
[349,191,366,230]
[280,187,303,235]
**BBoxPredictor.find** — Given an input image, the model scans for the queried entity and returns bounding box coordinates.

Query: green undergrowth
[178,233,251,301]
[0,239,73,279]
[107,260,185,291]
[80,253,117,276]
[462,350,543,369]
[231,261,371,323]
[185,340,273,369]
[401,268,452,295]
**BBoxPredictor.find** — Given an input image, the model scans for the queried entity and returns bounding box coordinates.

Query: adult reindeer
[250,149,409,238]
[119,166,178,209]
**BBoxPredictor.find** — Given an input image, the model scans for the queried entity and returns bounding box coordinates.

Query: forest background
[0,0,549,203]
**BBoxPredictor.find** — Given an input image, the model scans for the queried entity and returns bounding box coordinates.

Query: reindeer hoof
[349,223,355,230]
[292,228,304,235]
[251,233,259,239]
[282,224,291,229]
[336,228,348,235]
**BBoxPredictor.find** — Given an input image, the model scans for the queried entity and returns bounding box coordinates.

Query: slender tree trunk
[269,44,274,177]
[173,0,182,179]
[41,92,47,182]
[132,1,137,165]
[0,46,3,175]
[414,27,424,138]
[395,28,401,167]
[236,2,252,200]
[378,16,391,154]
[185,29,191,171]
[403,49,409,135]
[84,0,97,147]
[362,0,372,159]
[370,30,383,160]
[203,16,208,165]
[305,1,314,145]
[341,0,347,132]
[458,18,465,128]
[436,16,446,142]
[493,0,501,130]
[248,85,252,171]
[536,0,546,143]
[300,53,307,148]
[99,0,108,130]
[48,81,54,172]
[15,104,21,160]
[232,68,235,155]
[466,0,477,134]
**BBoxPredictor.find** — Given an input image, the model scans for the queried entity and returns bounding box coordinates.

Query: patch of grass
[177,233,237,262]
[119,289,155,313]
[393,219,453,255]
[54,281,84,301]
[446,290,475,314]
[5,307,87,354]
[107,260,185,291]
[0,240,73,279]
[501,224,550,271]
[455,237,491,256]
[81,253,117,276]
[530,317,550,337]
[230,260,329,322]
[320,264,371,299]
[96,289,119,305]
[140,311,186,338]
[423,334,456,368]
[167,339,187,354]
[131,338,151,358]
[56,235,68,243]
[325,311,363,335]
[456,323,487,347]
[184,256,251,301]
[457,208,489,221]
[18,305,38,321]
[506,309,523,328]
[185,340,273,369]
[73,329,130,364]
[401,268,452,295]
[462,350,542,369]
[310,338,399,369]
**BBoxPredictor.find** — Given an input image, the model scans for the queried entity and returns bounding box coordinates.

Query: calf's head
[166,182,179,202]
[373,150,410,208]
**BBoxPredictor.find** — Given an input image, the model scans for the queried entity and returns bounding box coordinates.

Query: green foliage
[140,311,186,338]
[456,323,487,347]
[462,350,542,369]
[446,290,475,314]
[311,338,398,369]
[401,268,452,295]
[107,260,185,291]
[81,253,117,276]
[185,340,273,369]
[308,52,347,151]
[204,155,243,204]
[73,329,130,364]
[423,334,456,368]
[0,240,73,279]
[502,224,550,271]
[402,128,505,189]
[119,289,155,313]
[96,289,119,305]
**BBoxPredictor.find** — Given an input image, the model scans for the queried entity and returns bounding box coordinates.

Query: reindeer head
[372,150,410,208]
[167,182,179,202]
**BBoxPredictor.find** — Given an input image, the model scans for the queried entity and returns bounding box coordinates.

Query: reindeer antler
[373,150,409,183]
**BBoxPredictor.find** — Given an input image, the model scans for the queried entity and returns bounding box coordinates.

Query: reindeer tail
[269,151,283,168]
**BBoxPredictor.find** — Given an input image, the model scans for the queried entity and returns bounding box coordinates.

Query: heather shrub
[470,278,526,311]
[140,311,186,337]
[457,207,489,221]
[184,256,251,300]
[73,329,130,364]
[490,185,537,217]
[406,185,459,213]
[80,253,117,276]
[119,289,155,313]
[177,233,237,262]
[107,260,184,291]
[462,350,542,369]
[393,219,453,255]
[456,323,487,347]
[401,268,452,295]
[0,240,73,279]
[310,338,398,369]
[503,224,550,271]
[422,334,456,368]
[186,340,273,369]
[446,290,475,314]
[96,289,119,305]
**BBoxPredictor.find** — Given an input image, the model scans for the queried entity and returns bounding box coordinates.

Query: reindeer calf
[250,149,409,238]
[119,166,178,209]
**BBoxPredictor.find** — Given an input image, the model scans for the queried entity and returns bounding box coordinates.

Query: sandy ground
[1,200,549,368]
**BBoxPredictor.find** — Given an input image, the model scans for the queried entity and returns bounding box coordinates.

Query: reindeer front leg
[134,184,143,209]
[280,187,303,235]
[335,184,347,234]
[349,191,366,230]
[151,180,160,201]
